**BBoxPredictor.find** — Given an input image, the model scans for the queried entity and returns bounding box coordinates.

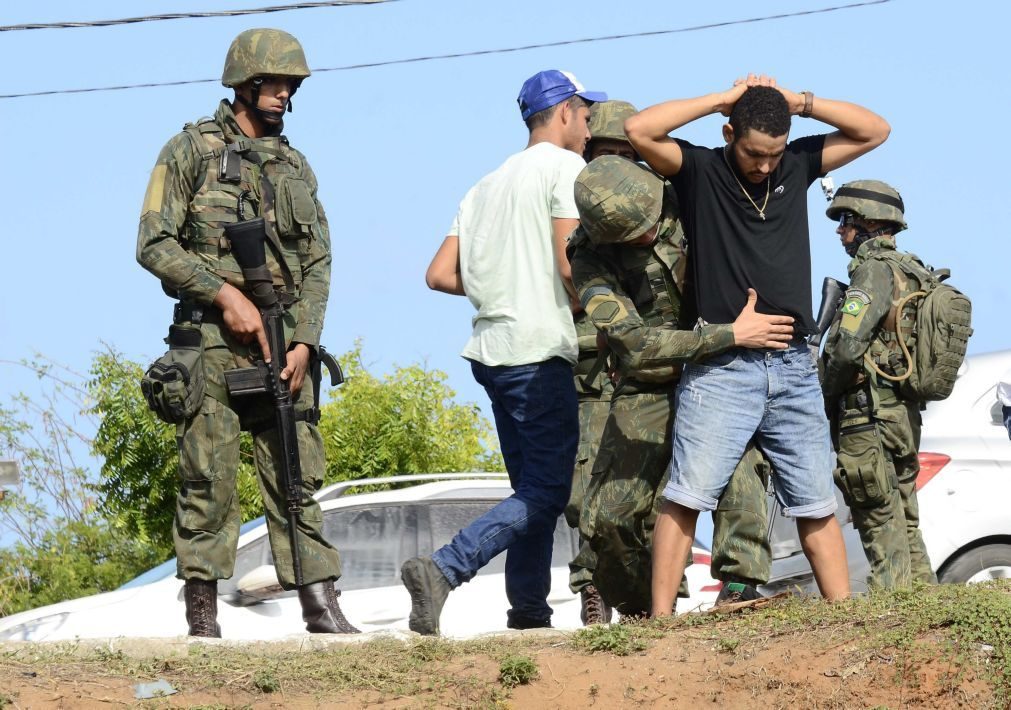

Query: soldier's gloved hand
[282,343,311,396]
[214,283,271,361]
[1003,405,1011,440]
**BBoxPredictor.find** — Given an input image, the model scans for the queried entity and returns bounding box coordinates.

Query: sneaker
[400,557,452,636]
[714,581,764,607]
[579,585,613,625]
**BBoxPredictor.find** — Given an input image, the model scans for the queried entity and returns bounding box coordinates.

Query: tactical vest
[179,118,325,298]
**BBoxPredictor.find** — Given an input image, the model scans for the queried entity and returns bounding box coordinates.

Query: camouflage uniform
[570,157,773,615]
[565,314,613,594]
[565,100,635,598]
[822,181,935,588]
[137,31,341,592]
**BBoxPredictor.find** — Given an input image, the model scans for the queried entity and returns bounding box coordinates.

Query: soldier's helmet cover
[222,28,311,88]
[826,179,907,232]
[587,100,638,143]
[575,155,664,245]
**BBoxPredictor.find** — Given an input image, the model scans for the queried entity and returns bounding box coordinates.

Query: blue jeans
[662,341,837,518]
[432,357,578,624]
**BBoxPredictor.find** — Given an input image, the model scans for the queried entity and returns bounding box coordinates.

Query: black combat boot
[183,579,221,638]
[298,579,360,634]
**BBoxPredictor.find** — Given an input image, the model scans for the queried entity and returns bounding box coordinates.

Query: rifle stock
[810,276,848,349]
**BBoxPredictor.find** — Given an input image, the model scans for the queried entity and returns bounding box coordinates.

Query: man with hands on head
[626,74,890,616]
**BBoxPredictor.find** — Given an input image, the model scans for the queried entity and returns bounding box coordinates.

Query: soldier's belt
[174,301,222,325]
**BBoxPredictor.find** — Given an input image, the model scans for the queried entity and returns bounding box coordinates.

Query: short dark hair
[525,95,589,131]
[729,86,790,140]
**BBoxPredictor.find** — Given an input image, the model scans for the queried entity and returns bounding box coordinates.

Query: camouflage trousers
[834,394,934,588]
[580,388,772,615]
[565,378,613,594]
[173,339,341,589]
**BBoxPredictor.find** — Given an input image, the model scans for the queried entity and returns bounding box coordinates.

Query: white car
[0,473,720,642]
[760,350,1011,594]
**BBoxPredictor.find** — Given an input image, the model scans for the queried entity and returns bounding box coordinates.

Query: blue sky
[1,0,1006,448]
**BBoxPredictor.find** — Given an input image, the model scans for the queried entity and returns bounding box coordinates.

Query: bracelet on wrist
[800,91,814,118]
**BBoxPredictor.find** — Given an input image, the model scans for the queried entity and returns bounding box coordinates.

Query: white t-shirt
[448,141,584,366]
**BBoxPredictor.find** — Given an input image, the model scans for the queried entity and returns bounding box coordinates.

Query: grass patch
[2,584,1008,705]
[498,654,538,688]
[571,622,655,655]
[252,667,280,693]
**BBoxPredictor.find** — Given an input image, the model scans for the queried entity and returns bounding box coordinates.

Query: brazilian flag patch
[842,298,864,315]
[840,288,871,320]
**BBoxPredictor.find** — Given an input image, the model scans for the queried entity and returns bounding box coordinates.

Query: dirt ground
[0,625,993,709]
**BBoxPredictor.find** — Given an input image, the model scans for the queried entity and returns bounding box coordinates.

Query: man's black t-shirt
[669,134,826,336]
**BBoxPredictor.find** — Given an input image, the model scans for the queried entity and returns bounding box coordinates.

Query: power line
[1,0,396,32]
[0,0,893,100]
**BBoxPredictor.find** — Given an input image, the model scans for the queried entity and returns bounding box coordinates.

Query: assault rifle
[221,192,342,587]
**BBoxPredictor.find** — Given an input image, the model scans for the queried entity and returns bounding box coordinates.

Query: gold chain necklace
[723,146,770,221]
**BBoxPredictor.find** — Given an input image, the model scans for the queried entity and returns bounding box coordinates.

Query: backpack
[866,251,973,402]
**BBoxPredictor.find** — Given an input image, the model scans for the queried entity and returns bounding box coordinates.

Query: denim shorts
[662,342,837,519]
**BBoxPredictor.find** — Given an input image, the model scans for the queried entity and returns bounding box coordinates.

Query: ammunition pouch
[833,423,891,509]
[141,325,206,424]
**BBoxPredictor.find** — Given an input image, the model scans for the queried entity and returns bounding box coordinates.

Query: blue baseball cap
[517,70,607,120]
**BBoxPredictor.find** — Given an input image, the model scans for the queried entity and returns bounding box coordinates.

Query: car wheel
[938,544,1011,584]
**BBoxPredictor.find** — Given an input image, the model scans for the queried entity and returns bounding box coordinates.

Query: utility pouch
[273,174,317,239]
[834,424,888,508]
[141,325,206,424]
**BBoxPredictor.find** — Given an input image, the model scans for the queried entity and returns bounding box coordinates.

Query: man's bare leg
[651,500,699,617]
[797,515,850,601]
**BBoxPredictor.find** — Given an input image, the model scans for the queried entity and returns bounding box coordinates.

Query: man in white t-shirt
[401,70,606,635]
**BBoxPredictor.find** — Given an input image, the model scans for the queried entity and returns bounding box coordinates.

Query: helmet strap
[845,227,891,258]
[235,78,288,130]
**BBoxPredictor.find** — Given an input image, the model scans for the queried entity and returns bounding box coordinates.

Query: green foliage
[90,351,259,555]
[1,343,501,616]
[497,654,538,688]
[92,342,502,552]
[89,352,179,558]
[0,355,162,616]
[252,668,280,693]
[318,343,504,482]
[572,623,649,656]
[0,519,161,615]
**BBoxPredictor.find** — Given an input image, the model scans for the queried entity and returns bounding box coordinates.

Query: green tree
[2,344,502,616]
[91,342,503,558]
[319,343,504,481]
[0,357,161,616]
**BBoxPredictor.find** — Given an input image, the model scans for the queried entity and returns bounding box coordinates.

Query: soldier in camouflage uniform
[822,180,936,589]
[566,100,640,625]
[136,29,358,636]
[569,156,776,616]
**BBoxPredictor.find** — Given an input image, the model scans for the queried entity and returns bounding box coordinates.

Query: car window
[321,504,422,592]
[425,501,577,577]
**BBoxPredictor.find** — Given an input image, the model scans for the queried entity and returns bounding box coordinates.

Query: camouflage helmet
[222,28,311,88]
[575,155,664,245]
[826,180,907,232]
[588,100,638,143]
